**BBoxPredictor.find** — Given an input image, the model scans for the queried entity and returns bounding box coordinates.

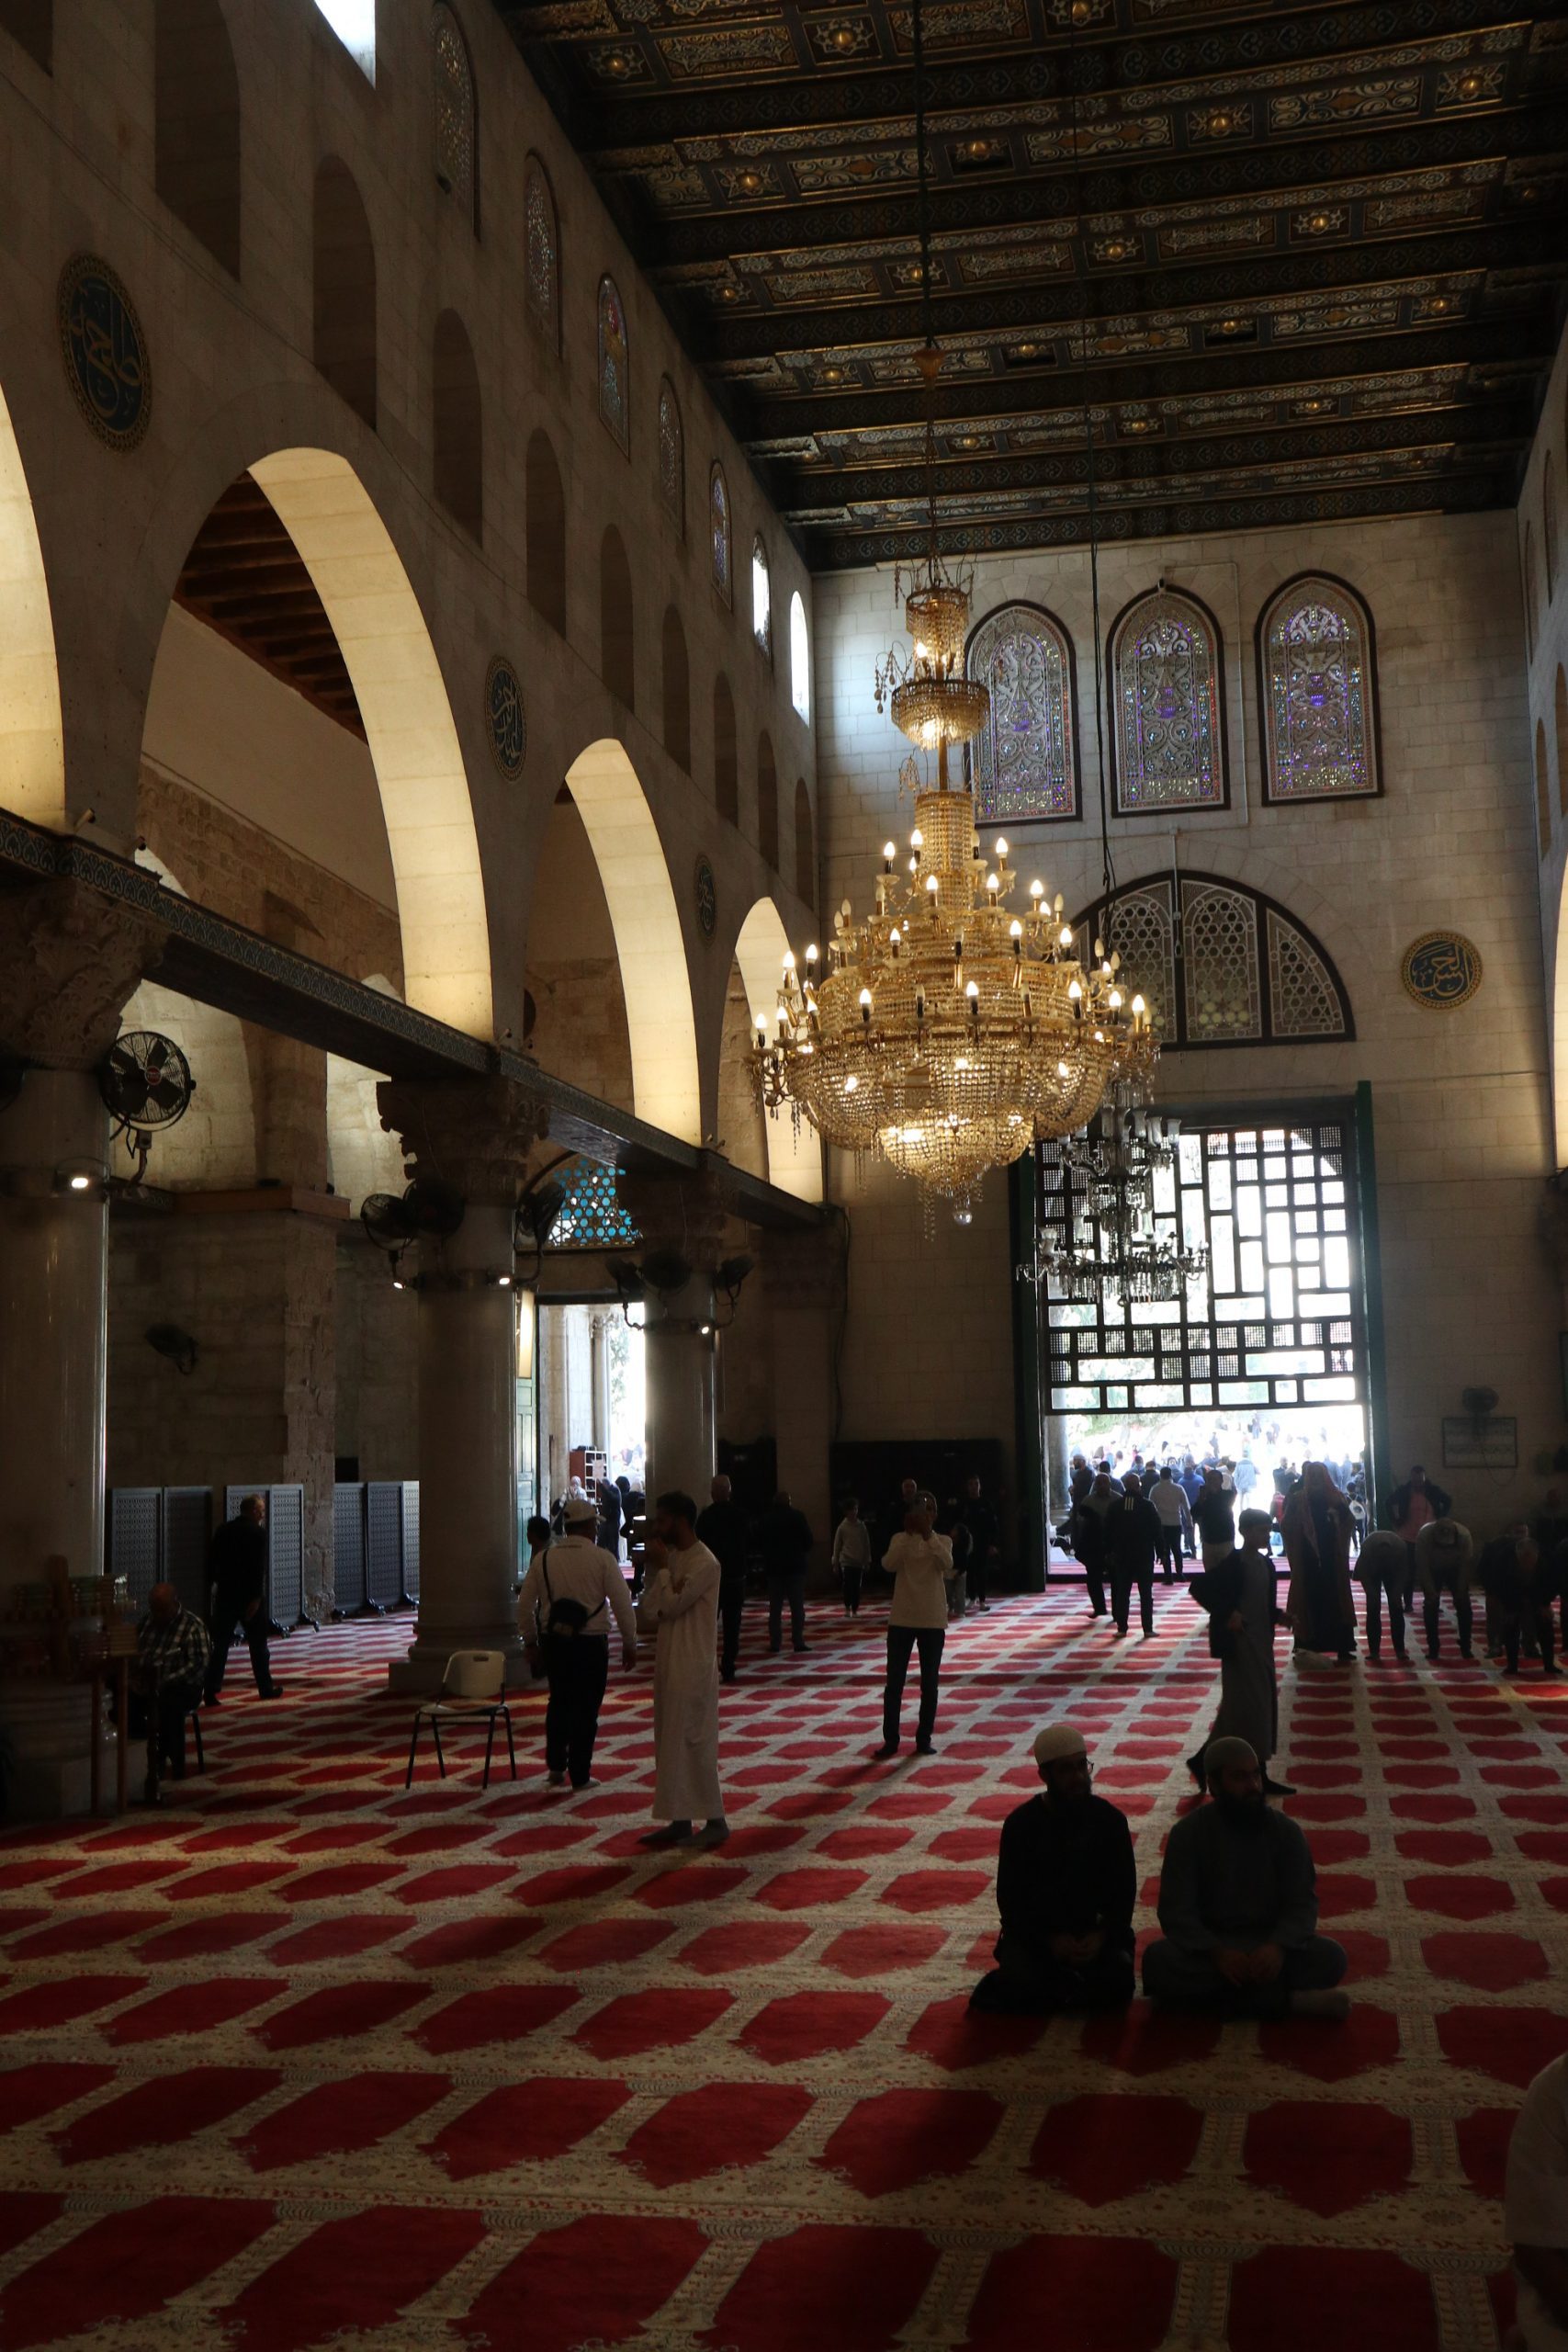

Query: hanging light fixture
[753,0,1158,1221]
[1037,1097,1207,1305]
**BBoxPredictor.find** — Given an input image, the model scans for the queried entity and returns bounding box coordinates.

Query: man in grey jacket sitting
[1142,1737,1349,2020]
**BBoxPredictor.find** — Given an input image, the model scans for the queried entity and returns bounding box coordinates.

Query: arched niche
[600,526,635,709]
[714,673,738,824]
[0,373,64,826]
[563,739,702,1143]
[313,157,377,428]
[731,898,823,1204]
[661,605,691,771]
[526,428,567,636]
[433,309,482,541]
[154,0,242,278]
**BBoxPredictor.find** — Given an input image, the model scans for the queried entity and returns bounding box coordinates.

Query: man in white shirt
[1506,2052,1568,2347]
[517,1493,637,1790]
[874,1492,955,1758]
[1148,1467,1193,1581]
[637,1489,728,1849]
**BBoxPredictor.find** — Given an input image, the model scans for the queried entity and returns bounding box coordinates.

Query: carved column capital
[378,1073,551,1207]
[761,1222,845,1311]
[619,1166,741,1266]
[0,879,166,1070]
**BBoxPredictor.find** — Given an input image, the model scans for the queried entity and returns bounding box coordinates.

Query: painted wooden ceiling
[494,1,1568,569]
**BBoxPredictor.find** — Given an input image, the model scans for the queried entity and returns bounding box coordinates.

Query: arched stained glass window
[1077,871,1352,1048]
[525,155,558,348]
[432,6,476,228]
[710,464,731,607]
[597,275,629,454]
[658,378,683,532]
[751,536,772,659]
[1109,587,1225,815]
[1258,573,1380,804]
[966,601,1078,823]
[790,592,809,723]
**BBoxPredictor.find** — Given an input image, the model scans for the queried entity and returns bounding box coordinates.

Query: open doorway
[529,1301,645,1524]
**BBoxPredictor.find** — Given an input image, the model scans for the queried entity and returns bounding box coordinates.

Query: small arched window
[1525,526,1539,655]
[154,0,242,277]
[312,157,377,428]
[526,428,566,635]
[1258,573,1380,803]
[711,465,732,607]
[661,606,691,770]
[600,526,635,709]
[751,536,772,660]
[525,155,559,350]
[432,6,477,230]
[714,673,738,822]
[1546,454,1560,606]
[311,2,374,79]
[757,732,779,868]
[789,592,809,723]
[1109,585,1226,815]
[966,601,1077,822]
[659,378,683,534]
[598,276,629,454]
[794,778,815,909]
[433,309,482,541]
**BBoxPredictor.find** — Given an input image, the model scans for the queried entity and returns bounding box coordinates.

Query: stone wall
[813,508,1558,1534]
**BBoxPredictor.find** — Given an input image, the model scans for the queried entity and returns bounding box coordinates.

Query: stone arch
[600,525,635,710]
[154,0,242,277]
[661,605,691,771]
[714,672,738,824]
[1557,667,1568,821]
[1540,718,1552,861]
[243,447,491,1036]
[313,157,377,428]
[526,427,566,635]
[757,729,779,868]
[433,309,482,540]
[794,777,815,909]
[731,898,823,1203]
[0,371,64,827]
[563,740,702,1142]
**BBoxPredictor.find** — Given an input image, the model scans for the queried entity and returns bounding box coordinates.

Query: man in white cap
[1143,1737,1349,2020]
[969,1722,1136,2014]
[517,1490,637,1790]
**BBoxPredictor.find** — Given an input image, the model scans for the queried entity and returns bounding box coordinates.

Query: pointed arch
[526,428,566,635]
[757,730,779,868]
[525,154,559,348]
[751,534,772,660]
[313,158,377,428]
[794,777,815,910]
[0,375,64,827]
[154,0,242,277]
[661,605,691,770]
[1257,571,1380,803]
[598,276,629,454]
[790,590,809,722]
[733,899,823,1203]
[966,597,1079,822]
[659,379,683,532]
[431,4,478,229]
[600,525,635,709]
[563,740,702,1141]
[1108,583,1227,814]
[710,464,731,606]
[714,673,738,823]
[433,310,482,540]
[1073,869,1351,1048]
[248,447,491,1036]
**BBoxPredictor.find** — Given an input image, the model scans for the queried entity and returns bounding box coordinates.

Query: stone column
[761,1227,843,1569]
[0,880,164,1814]
[620,1170,737,1504]
[589,1313,612,1455]
[378,1073,548,1692]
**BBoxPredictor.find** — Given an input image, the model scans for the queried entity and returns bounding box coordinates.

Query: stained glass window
[1079,872,1350,1049]
[597,275,629,454]
[546,1160,639,1250]
[711,464,731,606]
[658,378,683,531]
[790,592,809,722]
[967,601,1077,822]
[751,536,772,658]
[1258,574,1379,803]
[1110,587,1224,814]
[432,6,476,226]
[525,156,558,348]
[1184,883,1260,1041]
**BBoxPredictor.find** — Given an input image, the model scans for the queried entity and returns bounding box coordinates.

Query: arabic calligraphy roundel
[1401,931,1483,1011]
[58,255,151,450]
[484,655,526,780]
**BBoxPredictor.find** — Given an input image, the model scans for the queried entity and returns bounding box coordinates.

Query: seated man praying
[969,1723,1135,2014]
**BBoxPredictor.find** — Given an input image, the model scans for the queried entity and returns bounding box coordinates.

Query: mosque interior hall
[5,0,1568,2345]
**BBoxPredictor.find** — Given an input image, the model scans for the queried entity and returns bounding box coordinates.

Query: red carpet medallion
[0,1591,1561,2350]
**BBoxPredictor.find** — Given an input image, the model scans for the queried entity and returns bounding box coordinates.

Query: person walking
[1191,1466,1238,1573]
[1413,1516,1476,1661]
[760,1489,813,1655]
[1188,1509,1292,1794]
[597,1475,624,1561]
[1282,1460,1356,1662]
[1068,1468,1116,1619]
[969,1724,1135,2015]
[1105,1476,1161,1639]
[1356,1525,1410,1662]
[638,1490,728,1847]
[203,1494,282,1704]
[874,1492,955,1758]
[518,1494,637,1790]
[695,1473,750,1682]
[1148,1465,1193,1579]
[1142,1738,1349,2019]
[832,1496,871,1616]
[958,1475,1002,1611]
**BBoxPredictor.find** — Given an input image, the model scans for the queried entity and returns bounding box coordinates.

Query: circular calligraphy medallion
[58,254,151,450]
[694,853,717,940]
[484,655,526,780]
[1401,931,1483,1011]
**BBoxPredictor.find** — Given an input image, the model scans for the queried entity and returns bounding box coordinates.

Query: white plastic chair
[404,1650,517,1789]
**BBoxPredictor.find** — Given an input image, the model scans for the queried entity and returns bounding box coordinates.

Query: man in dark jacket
[597,1476,624,1560]
[1068,1469,1116,1619]
[204,1494,282,1703]
[1143,1737,1348,2018]
[760,1489,813,1654]
[970,1723,1135,2014]
[958,1475,1002,1612]
[1479,1524,1563,1677]
[1105,1476,1162,1639]
[696,1473,751,1682]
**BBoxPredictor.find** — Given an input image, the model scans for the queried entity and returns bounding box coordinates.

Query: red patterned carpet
[0,1589,1562,2350]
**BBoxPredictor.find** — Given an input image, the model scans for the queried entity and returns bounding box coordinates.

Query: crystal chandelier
[1038,1091,1208,1306]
